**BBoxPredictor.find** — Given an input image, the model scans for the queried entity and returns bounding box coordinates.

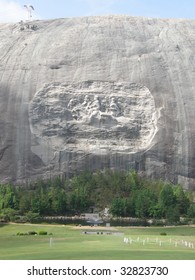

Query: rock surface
[0,16,194,188]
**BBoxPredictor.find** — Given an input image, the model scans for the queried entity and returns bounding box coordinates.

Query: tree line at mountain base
[0,169,195,225]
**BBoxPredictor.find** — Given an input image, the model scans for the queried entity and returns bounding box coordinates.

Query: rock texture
[0,16,194,188]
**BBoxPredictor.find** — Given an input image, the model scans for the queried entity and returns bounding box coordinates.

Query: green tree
[134,188,157,218]
[174,185,190,215]
[187,204,195,218]
[0,184,18,210]
[49,188,67,214]
[149,203,164,218]
[18,191,31,212]
[125,170,141,190]
[159,184,176,217]
[125,197,136,217]
[110,198,127,217]
[69,187,91,214]
[166,206,180,224]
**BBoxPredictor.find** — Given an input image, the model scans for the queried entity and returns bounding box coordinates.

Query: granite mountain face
[0,16,194,188]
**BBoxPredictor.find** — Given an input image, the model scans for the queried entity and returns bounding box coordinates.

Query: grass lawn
[0,223,195,260]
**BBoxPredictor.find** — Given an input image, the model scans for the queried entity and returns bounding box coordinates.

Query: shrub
[38,230,47,235]
[25,211,40,223]
[0,214,10,222]
[160,232,167,236]
[152,219,166,226]
[15,216,28,223]
[28,231,37,235]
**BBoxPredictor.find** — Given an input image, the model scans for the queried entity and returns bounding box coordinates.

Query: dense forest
[0,169,195,224]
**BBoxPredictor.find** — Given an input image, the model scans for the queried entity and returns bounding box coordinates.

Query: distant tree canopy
[0,169,194,224]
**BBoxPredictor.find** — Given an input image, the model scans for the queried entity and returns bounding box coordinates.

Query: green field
[0,223,195,260]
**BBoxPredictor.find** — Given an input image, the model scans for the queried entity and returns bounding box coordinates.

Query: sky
[0,0,194,23]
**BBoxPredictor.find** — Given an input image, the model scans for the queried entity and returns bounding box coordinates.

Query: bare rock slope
[0,16,194,188]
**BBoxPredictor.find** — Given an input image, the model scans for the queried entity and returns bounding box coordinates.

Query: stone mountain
[0,15,194,189]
